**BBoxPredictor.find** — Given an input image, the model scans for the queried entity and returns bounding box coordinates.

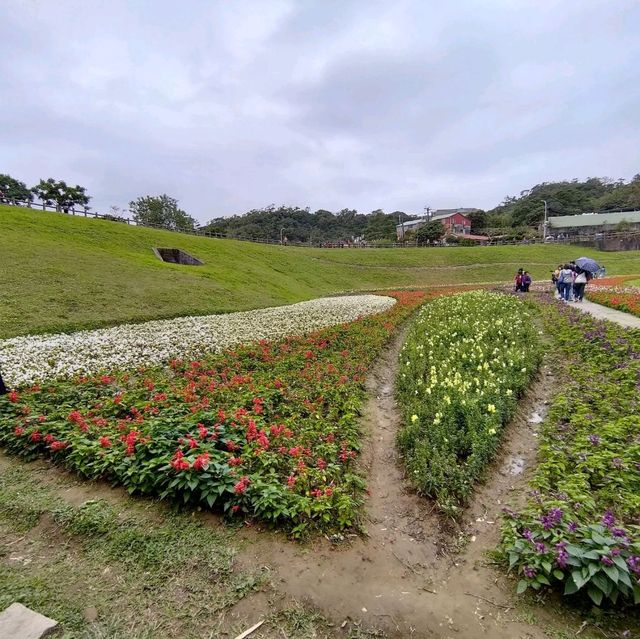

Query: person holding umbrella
[573,257,600,302]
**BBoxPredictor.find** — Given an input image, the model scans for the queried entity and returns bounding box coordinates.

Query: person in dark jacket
[514,268,524,292]
[522,271,532,292]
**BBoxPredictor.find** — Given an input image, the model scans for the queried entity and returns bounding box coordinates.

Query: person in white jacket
[573,270,588,302]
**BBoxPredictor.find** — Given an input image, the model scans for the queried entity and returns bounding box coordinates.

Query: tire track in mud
[236,325,561,638]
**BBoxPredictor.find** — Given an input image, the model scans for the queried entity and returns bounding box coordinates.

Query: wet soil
[233,328,560,638]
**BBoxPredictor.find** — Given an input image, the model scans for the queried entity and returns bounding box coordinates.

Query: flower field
[0,295,396,387]
[396,291,541,514]
[0,292,422,535]
[500,295,640,605]
[587,287,640,318]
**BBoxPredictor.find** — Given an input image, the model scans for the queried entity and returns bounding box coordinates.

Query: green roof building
[548,210,640,235]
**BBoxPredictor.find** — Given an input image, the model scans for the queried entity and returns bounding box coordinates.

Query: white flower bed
[0,295,395,387]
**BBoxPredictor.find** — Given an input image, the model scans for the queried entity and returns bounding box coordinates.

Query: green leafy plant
[499,292,640,606]
[396,291,541,514]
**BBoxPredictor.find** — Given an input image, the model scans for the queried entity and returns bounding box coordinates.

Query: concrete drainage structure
[152,247,203,265]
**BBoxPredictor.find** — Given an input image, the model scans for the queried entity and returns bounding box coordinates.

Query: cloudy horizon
[1,0,639,223]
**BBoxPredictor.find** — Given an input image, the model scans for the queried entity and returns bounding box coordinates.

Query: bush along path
[0,292,425,536]
[500,292,640,606]
[396,291,542,515]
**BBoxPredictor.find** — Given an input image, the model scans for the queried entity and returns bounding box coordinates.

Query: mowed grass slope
[2,204,639,338]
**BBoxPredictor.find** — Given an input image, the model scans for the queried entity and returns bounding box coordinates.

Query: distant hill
[202,206,417,243]
[202,176,640,241]
[483,175,640,229]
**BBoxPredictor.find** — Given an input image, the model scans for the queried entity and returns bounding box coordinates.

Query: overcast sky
[1,1,639,223]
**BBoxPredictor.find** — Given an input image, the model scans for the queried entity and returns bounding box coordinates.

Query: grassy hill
[1,204,639,338]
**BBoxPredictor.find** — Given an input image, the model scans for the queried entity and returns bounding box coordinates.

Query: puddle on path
[501,454,525,475]
[527,411,544,424]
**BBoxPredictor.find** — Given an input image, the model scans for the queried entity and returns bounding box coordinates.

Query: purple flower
[601,555,614,567]
[535,542,547,553]
[523,566,537,579]
[588,434,601,445]
[612,527,627,538]
[627,556,640,576]
[567,521,578,532]
[602,510,616,528]
[540,507,563,530]
[611,457,623,469]
[522,528,534,541]
[555,541,569,569]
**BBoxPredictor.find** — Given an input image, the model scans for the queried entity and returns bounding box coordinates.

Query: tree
[31,178,91,212]
[0,174,32,204]
[467,209,486,232]
[415,220,445,244]
[129,195,196,232]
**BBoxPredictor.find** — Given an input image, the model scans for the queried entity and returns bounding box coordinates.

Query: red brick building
[396,209,488,241]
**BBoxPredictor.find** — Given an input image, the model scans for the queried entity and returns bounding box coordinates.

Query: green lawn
[1,205,639,338]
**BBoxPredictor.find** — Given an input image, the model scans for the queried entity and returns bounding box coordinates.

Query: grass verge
[2,204,639,337]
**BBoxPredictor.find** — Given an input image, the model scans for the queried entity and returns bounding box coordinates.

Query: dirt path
[233,328,561,638]
[575,299,640,329]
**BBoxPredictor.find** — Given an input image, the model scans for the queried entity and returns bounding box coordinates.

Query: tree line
[202,206,417,243]
[2,172,639,241]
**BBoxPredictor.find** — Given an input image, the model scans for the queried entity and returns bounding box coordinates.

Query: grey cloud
[0,0,638,221]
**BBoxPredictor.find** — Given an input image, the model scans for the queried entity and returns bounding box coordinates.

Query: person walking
[558,264,574,302]
[552,264,562,298]
[573,269,588,302]
[522,271,532,292]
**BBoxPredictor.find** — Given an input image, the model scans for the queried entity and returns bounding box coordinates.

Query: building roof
[396,210,474,231]
[549,210,640,228]
[396,219,425,229]
[433,208,480,216]
[431,211,471,222]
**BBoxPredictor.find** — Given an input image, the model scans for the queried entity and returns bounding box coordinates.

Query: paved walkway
[573,299,640,329]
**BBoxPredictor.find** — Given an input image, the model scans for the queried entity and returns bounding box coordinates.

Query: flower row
[500,293,640,606]
[0,292,423,535]
[396,291,541,514]
[586,287,640,318]
[0,295,396,387]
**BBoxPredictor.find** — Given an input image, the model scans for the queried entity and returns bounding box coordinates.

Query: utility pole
[398,214,405,240]
[280,227,285,245]
[542,200,548,241]
[424,205,432,220]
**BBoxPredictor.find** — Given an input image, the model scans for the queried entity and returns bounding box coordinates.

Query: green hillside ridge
[1,204,638,338]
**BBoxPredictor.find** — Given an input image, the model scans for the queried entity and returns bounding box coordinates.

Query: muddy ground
[219,327,564,638]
